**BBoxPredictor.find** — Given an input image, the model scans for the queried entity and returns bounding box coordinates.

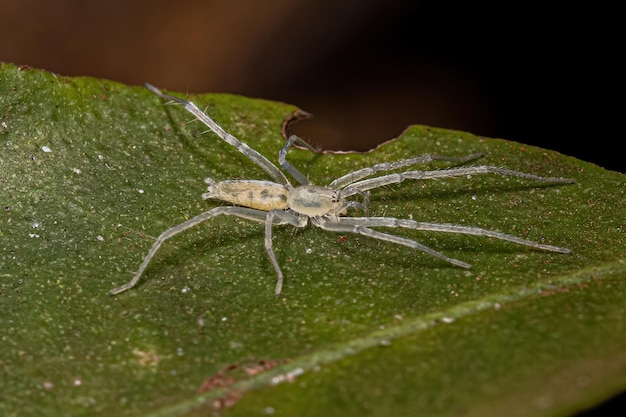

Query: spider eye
[331,190,340,203]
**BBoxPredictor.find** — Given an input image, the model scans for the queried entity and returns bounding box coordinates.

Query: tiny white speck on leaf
[42,146,52,153]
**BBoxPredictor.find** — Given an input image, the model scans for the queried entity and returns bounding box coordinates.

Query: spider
[109,84,574,297]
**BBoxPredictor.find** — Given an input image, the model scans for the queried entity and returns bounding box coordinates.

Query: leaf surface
[1,63,625,416]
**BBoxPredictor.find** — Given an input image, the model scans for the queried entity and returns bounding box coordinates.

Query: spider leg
[278,135,320,185]
[264,210,309,296]
[311,217,472,269]
[341,166,574,197]
[110,206,301,296]
[336,217,572,254]
[145,83,291,186]
[330,153,483,189]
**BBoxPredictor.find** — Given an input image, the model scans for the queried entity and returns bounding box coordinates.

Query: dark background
[0,1,621,173]
[0,1,623,414]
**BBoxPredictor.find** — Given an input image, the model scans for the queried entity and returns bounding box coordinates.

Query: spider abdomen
[202,179,290,211]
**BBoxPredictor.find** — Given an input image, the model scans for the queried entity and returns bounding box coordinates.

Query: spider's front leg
[342,165,574,197]
[311,216,472,269]
[330,152,484,190]
[337,216,572,254]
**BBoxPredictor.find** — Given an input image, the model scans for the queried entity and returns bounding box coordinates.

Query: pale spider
[109,84,574,297]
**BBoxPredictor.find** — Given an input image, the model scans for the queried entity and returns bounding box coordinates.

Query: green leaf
[1,62,625,417]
